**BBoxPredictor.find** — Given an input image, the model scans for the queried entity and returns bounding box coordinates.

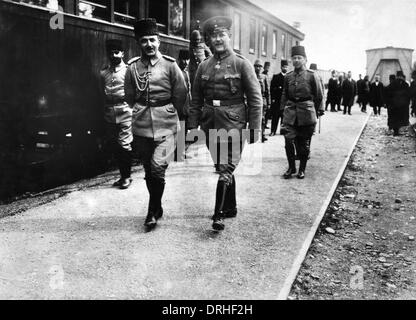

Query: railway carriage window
[261,24,267,56]
[78,0,108,20]
[149,0,168,34]
[114,0,139,25]
[272,30,277,58]
[13,0,64,10]
[169,0,184,37]
[249,18,256,54]
[233,12,241,52]
[281,33,286,59]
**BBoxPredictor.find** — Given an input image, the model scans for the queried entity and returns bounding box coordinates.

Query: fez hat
[264,61,270,67]
[134,18,159,39]
[178,49,190,60]
[281,59,288,67]
[291,45,306,57]
[254,59,263,67]
[309,63,318,70]
[203,16,232,35]
[106,39,123,51]
[396,70,404,78]
[190,30,203,45]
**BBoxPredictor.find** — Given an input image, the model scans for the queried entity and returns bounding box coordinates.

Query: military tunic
[188,50,262,183]
[100,61,132,151]
[124,52,187,181]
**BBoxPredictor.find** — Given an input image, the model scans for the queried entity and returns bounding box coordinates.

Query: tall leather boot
[223,175,237,218]
[144,178,157,228]
[152,179,165,220]
[283,143,296,179]
[119,149,132,189]
[297,156,307,179]
[212,180,228,230]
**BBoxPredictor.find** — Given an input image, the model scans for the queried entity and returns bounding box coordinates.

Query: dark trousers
[133,134,176,183]
[372,104,382,115]
[105,123,132,179]
[343,105,352,114]
[271,110,282,134]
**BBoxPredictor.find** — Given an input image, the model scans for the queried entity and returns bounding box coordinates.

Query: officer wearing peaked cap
[100,39,133,190]
[188,16,263,231]
[280,45,324,179]
[124,18,187,229]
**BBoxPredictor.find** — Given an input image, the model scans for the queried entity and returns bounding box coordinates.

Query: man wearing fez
[270,59,289,136]
[124,18,187,229]
[188,16,262,231]
[254,59,269,142]
[100,39,133,189]
[188,28,212,89]
[280,45,324,179]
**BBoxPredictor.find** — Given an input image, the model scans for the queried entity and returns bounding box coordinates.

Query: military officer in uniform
[188,16,263,231]
[188,28,212,89]
[280,46,324,179]
[270,59,289,136]
[100,39,133,189]
[124,18,187,229]
[254,59,269,142]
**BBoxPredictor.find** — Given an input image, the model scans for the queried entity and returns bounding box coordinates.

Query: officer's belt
[205,98,245,107]
[288,96,312,103]
[136,98,172,107]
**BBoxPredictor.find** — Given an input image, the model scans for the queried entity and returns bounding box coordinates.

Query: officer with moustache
[100,39,133,189]
[280,46,324,179]
[188,16,262,231]
[124,18,187,229]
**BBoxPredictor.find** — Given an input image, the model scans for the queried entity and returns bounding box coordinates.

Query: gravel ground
[290,112,416,300]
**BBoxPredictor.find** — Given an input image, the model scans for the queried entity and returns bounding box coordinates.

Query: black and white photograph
[0,0,416,305]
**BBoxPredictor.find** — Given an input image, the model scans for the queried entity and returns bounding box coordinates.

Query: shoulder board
[162,55,176,62]
[127,56,140,65]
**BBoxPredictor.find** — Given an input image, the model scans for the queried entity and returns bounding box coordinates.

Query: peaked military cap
[203,16,232,35]
[309,63,317,70]
[106,39,123,51]
[254,59,263,67]
[291,45,306,57]
[134,18,159,39]
[281,59,288,67]
[178,49,190,60]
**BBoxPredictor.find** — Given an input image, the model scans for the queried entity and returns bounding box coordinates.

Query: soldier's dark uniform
[188,16,262,230]
[280,46,323,179]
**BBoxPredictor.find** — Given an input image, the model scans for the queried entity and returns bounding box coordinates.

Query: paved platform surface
[0,108,368,299]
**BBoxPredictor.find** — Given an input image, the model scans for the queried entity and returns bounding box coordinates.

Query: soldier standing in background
[369,74,384,116]
[262,61,271,129]
[326,70,338,112]
[188,28,212,89]
[124,18,187,229]
[341,71,357,115]
[254,59,269,142]
[100,39,133,189]
[280,46,324,179]
[188,16,262,231]
[270,59,288,135]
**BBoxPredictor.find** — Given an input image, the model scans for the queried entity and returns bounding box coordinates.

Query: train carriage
[0,0,303,201]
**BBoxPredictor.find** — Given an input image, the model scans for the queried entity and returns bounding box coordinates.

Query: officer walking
[254,59,269,142]
[270,59,289,135]
[280,46,324,179]
[188,16,262,231]
[100,39,133,189]
[124,18,187,229]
